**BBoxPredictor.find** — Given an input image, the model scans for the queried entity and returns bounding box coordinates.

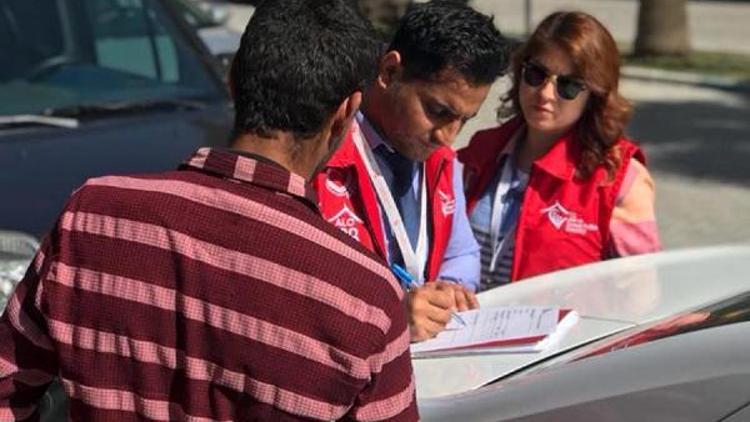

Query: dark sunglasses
[521,61,587,100]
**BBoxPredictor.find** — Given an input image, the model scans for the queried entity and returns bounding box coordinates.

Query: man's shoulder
[71,171,170,200]
[70,170,202,202]
[62,170,243,226]
[285,206,405,316]
[310,211,390,274]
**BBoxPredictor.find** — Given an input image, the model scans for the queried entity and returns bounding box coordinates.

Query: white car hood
[414,245,750,398]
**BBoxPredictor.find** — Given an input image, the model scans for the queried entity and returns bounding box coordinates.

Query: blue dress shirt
[356,112,480,291]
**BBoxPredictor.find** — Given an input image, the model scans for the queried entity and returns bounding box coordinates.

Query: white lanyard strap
[351,125,428,282]
[489,153,518,272]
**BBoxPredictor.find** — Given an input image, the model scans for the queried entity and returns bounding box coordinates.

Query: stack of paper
[410,305,578,358]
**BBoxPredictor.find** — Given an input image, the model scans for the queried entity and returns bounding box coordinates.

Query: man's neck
[231,132,320,180]
[360,90,394,150]
[355,110,391,154]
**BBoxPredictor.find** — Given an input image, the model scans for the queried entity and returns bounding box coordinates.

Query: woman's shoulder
[619,158,655,200]
[615,136,646,163]
[610,157,660,255]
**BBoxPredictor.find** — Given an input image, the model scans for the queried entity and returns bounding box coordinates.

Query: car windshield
[0,0,223,118]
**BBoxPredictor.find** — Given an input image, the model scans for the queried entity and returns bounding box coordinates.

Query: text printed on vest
[437,189,456,217]
[540,201,598,235]
[327,205,363,241]
[324,170,353,198]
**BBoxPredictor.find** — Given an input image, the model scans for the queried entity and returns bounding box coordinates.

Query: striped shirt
[0,148,417,421]
[469,161,528,291]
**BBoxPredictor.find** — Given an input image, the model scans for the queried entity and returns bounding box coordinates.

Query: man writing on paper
[0,1,418,420]
[314,1,511,341]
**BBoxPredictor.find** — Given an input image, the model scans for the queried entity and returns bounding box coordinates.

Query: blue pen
[390,264,468,328]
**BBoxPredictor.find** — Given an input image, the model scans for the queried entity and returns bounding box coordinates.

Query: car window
[0,0,223,116]
[0,0,65,82]
[89,0,181,81]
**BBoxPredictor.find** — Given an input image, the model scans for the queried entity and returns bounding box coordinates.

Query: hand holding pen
[390,264,468,329]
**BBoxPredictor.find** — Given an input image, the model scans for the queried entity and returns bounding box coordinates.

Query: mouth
[533,104,554,114]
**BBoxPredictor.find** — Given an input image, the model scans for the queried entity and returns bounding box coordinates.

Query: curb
[622,65,750,93]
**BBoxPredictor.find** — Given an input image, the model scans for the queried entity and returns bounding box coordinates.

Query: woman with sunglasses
[458,11,661,291]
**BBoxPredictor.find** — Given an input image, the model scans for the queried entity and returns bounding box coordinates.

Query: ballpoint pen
[390,263,468,328]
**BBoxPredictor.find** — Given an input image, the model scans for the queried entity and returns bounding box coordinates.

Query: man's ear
[330,91,362,141]
[376,50,403,89]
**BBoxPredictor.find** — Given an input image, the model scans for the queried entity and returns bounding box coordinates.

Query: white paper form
[411,306,562,355]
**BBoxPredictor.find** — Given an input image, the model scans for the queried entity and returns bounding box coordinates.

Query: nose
[538,77,557,100]
[432,119,462,147]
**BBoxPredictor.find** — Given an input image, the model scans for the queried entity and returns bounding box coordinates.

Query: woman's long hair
[501,11,632,180]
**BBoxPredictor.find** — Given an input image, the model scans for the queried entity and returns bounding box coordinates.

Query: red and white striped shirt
[0,148,417,421]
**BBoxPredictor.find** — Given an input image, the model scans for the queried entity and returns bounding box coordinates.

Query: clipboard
[410,306,579,358]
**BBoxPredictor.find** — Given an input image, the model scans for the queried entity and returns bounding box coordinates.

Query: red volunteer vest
[313,125,456,281]
[458,117,645,282]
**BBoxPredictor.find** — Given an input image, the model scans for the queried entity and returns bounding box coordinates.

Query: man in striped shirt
[0,1,418,420]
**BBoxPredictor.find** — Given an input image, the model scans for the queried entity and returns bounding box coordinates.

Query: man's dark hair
[231,0,382,138]
[389,0,510,85]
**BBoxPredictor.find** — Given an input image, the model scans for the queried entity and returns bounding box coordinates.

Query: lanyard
[489,152,520,272]
[351,125,429,282]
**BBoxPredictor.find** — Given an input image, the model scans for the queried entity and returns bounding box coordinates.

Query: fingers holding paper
[436,280,479,312]
[407,283,454,342]
[408,281,479,342]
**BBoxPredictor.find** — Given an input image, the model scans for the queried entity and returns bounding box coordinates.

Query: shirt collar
[498,127,523,159]
[181,147,319,209]
[501,123,579,181]
[356,111,393,152]
[532,130,580,180]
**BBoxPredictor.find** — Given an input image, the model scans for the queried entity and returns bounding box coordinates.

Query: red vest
[458,117,645,281]
[313,124,456,281]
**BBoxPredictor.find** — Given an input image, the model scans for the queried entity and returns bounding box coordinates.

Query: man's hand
[438,280,479,312]
[407,281,479,342]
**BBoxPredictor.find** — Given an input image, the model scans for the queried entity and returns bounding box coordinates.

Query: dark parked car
[0,0,233,238]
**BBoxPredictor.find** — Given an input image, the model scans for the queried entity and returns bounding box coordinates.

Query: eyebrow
[431,99,476,122]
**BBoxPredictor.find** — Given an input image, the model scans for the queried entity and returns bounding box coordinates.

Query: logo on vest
[540,201,598,235]
[324,170,352,198]
[326,205,363,241]
[437,189,455,216]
